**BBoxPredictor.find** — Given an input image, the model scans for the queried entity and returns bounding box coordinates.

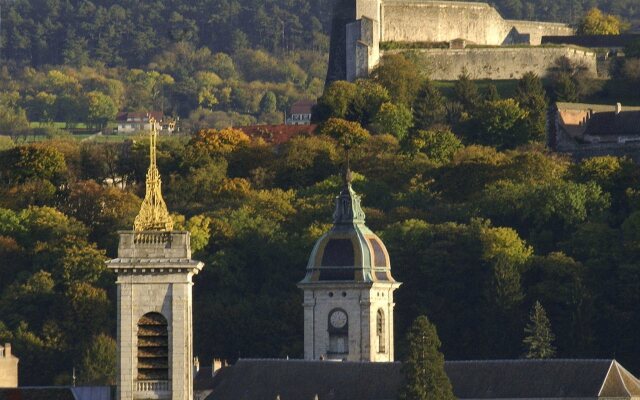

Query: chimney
[193,356,200,374]
[616,102,622,115]
[212,358,223,376]
[4,343,10,357]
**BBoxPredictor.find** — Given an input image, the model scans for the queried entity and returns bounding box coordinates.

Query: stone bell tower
[298,169,401,362]
[107,118,203,400]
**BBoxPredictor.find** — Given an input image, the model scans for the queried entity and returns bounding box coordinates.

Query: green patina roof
[300,171,396,285]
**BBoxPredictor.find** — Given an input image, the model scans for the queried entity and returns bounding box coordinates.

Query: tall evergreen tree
[412,80,446,131]
[453,71,481,113]
[515,72,548,143]
[400,315,456,400]
[523,301,556,359]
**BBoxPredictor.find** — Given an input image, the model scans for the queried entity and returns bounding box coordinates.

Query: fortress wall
[381,1,511,44]
[508,20,575,45]
[385,47,597,80]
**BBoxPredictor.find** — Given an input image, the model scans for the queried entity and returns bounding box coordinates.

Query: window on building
[377,308,385,353]
[137,312,169,381]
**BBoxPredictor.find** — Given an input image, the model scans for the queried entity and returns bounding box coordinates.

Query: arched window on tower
[137,312,169,382]
[377,308,385,353]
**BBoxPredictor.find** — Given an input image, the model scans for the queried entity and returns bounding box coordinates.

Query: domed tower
[298,170,400,362]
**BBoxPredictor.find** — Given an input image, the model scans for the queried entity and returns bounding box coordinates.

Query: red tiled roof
[289,100,316,115]
[238,124,317,144]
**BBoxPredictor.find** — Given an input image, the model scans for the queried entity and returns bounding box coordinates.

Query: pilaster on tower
[107,116,203,400]
[298,167,401,362]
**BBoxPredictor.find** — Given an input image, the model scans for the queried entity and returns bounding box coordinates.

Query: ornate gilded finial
[133,116,174,232]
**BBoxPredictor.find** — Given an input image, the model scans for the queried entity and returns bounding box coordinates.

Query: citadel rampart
[387,46,597,80]
[380,1,572,46]
[326,0,578,83]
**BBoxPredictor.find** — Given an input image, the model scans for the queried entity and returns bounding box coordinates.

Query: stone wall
[386,46,597,80]
[382,1,511,45]
[380,1,572,45]
[509,20,574,45]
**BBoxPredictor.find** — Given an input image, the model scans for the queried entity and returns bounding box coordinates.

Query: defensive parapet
[327,0,575,84]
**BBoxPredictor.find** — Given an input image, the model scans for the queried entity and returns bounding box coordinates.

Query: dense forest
[0,0,637,69]
[1,48,640,384]
[1,0,640,388]
[0,0,637,132]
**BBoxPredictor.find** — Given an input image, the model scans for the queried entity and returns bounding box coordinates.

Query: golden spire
[133,116,174,232]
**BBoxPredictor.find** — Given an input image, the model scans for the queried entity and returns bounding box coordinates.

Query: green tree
[0,92,29,138]
[0,145,67,185]
[370,53,423,105]
[484,84,501,101]
[453,71,481,112]
[468,99,529,149]
[577,8,624,35]
[413,80,446,131]
[347,80,390,126]
[85,91,117,128]
[79,334,116,385]
[372,102,413,140]
[259,91,278,114]
[400,315,455,400]
[406,128,463,164]
[523,301,556,359]
[515,72,548,143]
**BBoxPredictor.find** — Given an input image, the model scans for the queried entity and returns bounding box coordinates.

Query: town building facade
[550,102,640,159]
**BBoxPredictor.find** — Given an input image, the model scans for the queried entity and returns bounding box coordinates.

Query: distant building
[116,112,175,134]
[0,343,18,388]
[238,124,317,144]
[286,100,315,126]
[550,102,640,159]
[199,358,640,400]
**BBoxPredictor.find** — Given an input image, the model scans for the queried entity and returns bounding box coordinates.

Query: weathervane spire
[133,116,173,232]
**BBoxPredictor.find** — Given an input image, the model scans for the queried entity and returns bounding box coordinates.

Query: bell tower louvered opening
[137,312,169,381]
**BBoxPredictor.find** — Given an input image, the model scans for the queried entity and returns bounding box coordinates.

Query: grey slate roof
[202,358,640,400]
[0,388,76,400]
[203,359,402,400]
[583,111,640,137]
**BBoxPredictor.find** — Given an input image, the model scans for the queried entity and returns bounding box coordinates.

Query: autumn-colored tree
[577,8,624,35]
[190,128,251,155]
[319,118,370,152]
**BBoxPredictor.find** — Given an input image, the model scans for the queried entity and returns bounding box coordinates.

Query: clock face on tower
[329,309,348,329]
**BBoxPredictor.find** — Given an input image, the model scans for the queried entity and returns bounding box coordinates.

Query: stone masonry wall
[382,1,510,44]
[509,20,575,45]
[386,46,597,80]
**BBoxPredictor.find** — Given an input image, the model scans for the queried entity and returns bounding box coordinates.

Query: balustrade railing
[136,380,170,392]
[133,232,172,246]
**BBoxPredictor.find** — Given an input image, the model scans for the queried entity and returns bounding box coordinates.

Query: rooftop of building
[199,358,640,400]
[289,99,316,115]
[116,111,164,121]
[300,170,397,285]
